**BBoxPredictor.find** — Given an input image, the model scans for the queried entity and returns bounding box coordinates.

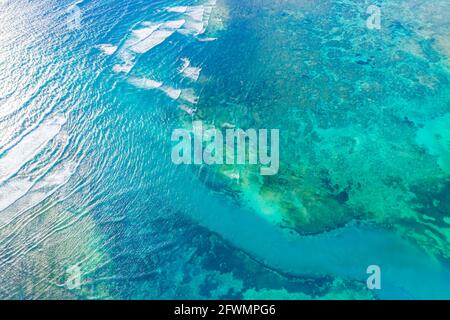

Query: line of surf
[0,114,66,185]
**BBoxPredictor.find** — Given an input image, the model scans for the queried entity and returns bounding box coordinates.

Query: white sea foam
[179,58,201,81]
[0,115,68,214]
[21,160,78,210]
[131,29,173,53]
[112,64,133,73]
[179,20,205,36]
[161,86,182,100]
[0,178,33,212]
[178,105,197,115]
[127,77,182,100]
[112,48,136,73]
[197,37,217,42]
[162,19,186,29]
[114,0,218,74]
[183,67,201,81]
[96,44,118,56]
[174,0,217,36]
[113,20,186,73]
[166,6,188,13]
[128,20,184,54]
[0,159,77,218]
[180,58,191,72]
[128,77,163,89]
[187,6,205,21]
[0,115,66,183]
[180,88,199,104]
[133,23,161,37]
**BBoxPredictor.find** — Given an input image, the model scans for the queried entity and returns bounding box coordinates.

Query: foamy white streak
[130,30,175,54]
[179,58,202,81]
[166,6,188,13]
[0,159,78,221]
[178,105,197,115]
[113,20,186,73]
[0,115,66,183]
[198,37,218,42]
[0,178,33,212]
[96,44,118,56]
[180,88,199,104]
[161,86,182,100]
[127,77,163,89]
[127,77,182,100]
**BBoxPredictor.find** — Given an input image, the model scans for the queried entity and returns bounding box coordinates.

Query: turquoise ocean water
[0,0,449,299]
